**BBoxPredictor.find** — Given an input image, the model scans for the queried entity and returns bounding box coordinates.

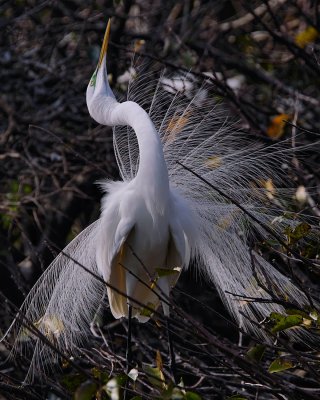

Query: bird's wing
[112,67,316,341]
[156,79,314,340]
[96,215,135,282]
[4,220,103,382]
[98,218,135,319]
[152,191,197,317]
[169,189,198,266]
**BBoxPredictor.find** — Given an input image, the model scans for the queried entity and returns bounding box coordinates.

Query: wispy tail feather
[2,221,104,382]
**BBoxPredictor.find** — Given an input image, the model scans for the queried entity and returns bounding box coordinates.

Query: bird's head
[86,19,116,124]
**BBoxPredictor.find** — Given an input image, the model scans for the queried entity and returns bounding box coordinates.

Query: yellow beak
[98,19,111,69]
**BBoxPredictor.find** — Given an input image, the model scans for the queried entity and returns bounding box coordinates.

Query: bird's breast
[129,210,169,262]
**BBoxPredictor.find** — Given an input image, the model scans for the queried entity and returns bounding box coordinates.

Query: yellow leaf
[140,302,155,317]
[295,26,319,48]
[217,209,240,230]
[156,350,163,371]
[205,155,222,169]
[150,279,158,290]
[260,178,276,200]
[155,319,162,328]
[267,114,290,139]
[134,39,145,52]
[302,318,312,327]
[35,315,64,339]
[165,112,190,143]
[257,178,276,200]
[295,185,307,204]
[217,216,233,230]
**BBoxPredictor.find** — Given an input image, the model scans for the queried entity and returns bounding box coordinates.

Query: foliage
[0,1,320,399]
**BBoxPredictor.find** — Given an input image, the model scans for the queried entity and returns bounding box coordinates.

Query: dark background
[0,1,320,399]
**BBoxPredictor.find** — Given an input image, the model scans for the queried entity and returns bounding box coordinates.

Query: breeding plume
[4,20,315,379]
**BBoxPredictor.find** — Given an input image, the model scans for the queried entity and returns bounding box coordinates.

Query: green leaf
[91,367,108,383]
[184,392,202,400]
[0,214,13,230]
[292,223,311,239]
[285,309,315,328]
[61,373,86,391]
[284,223,311,244]
[171,387,184,399]
[130,397,142,400]
[74,380,97,400]
[23,184,32,194]
[155,267,180,278]
[140,302,155,317]
[269,312,283,322]
[285,309,309,319]
[116,373,128,387]
[226,395,248,400]
[142,364,166,389]
[271,314,303,333]
[309,309,319,321]
[10,180,19,193]
[160,381,175,399]
[246,344,266,362]
[182,50,197,68]
[269,358,294,373]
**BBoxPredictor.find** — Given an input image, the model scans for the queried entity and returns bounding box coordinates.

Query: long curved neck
[116,102,169,187]
[91,97,170,200]
[87,54,170,199]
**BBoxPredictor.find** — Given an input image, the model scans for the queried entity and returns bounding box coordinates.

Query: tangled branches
[1,1,320,399]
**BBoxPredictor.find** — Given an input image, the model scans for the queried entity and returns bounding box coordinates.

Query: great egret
[86,21,196,326]
[3,19,316,381]
[86,21,196,374]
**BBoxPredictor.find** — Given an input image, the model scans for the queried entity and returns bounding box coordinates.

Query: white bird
[4,20,316,380]
[86,21,196,324]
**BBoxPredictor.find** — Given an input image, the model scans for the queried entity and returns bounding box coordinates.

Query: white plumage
[95,178,196,322]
